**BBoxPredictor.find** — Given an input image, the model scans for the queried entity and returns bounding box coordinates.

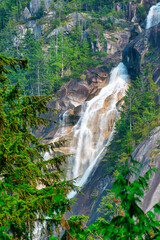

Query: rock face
[103,30,130,55]
[132,127,160,215]
[71,127,160,224]
[125,1,137,21]
[122,23,160,82]
[36,51,122,141]
[143,0,159,11]
[114,1,137,22]
[29,0,53,15]
[22,7,31,20]
[46,12,88,39]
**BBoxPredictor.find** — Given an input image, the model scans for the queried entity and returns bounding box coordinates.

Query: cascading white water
[34,63,129,235]
[68,62,129,198]
[146,2,160,29]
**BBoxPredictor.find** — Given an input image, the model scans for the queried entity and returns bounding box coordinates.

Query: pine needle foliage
[104,64,160,173]
[65,149,160,239]
[0,55,75,239]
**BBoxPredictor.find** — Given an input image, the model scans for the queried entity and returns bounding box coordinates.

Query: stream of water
[146,2,160,29]
[68,62,129,198]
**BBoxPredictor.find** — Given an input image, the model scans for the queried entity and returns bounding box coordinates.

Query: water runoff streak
[146,2,160,29]
[68,62,129,198]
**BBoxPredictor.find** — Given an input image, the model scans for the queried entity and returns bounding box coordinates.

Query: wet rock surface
[36,51,122,140]
[71,127,160,224]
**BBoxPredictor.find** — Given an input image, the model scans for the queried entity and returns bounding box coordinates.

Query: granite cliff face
[28,0,160,226]
[142,0,159,11]
[70,127,160,224]
[29,0,53,15]
[132,127,160,216]
[37,51,123,141]
[123,23,160,83]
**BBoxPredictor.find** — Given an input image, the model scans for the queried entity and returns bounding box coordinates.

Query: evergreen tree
[88,150,160,239]
[64,150,160,239]
[18,29,45,95]
[0,55,76,239]
[104,65,160,173]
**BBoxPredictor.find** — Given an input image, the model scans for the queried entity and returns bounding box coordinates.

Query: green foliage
[0,0,30,30]
[46,29,97,91]
[1,20,100,95]
[136,5,146,23]
[98,190,122,220]
[104,65,160,173]
[92,153,160,239]
[66,151,160,239]
[36,1,45,19]
[67,215,89,239]
[0,55,76,239]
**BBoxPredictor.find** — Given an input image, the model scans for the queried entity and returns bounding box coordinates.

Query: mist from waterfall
[146,2,160,29]
[68,62,129,198]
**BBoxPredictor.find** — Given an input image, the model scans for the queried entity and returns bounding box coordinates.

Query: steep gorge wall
[71,127,160,224]
[123,23,160,82]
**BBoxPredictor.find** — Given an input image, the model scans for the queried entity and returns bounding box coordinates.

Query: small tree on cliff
[89,151,160,239]
[64,149,160,239]
[0,55,76,239]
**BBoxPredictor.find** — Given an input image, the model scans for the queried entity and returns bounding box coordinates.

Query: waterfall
[34,63,129,236]
[68,63,129,198]
[146,2,160,29]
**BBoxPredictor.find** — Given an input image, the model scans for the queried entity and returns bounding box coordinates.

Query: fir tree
[88,150,160,239]
[64,150,160,239]
[0,55,75,239]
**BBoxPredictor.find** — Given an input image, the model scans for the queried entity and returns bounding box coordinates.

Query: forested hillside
[0,0,145,96]
[0,0,160,239]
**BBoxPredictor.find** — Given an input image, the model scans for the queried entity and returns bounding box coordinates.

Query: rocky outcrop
[36,51,122,141]
[129,23,142,41]
[132,127,160,215]
[122,23,160,82]
[22,7,31,20]
[71,127,160,224]
[46,12,88,39]
[114,1,137,22]
[102,30,130,54]
[29,0,53,15]
[142,0,159,11]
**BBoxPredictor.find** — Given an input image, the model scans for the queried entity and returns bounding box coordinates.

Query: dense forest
[0,0,144,95]
[0,0,160,239]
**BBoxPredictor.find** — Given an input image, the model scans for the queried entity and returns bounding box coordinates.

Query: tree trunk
[37,62,40,96]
